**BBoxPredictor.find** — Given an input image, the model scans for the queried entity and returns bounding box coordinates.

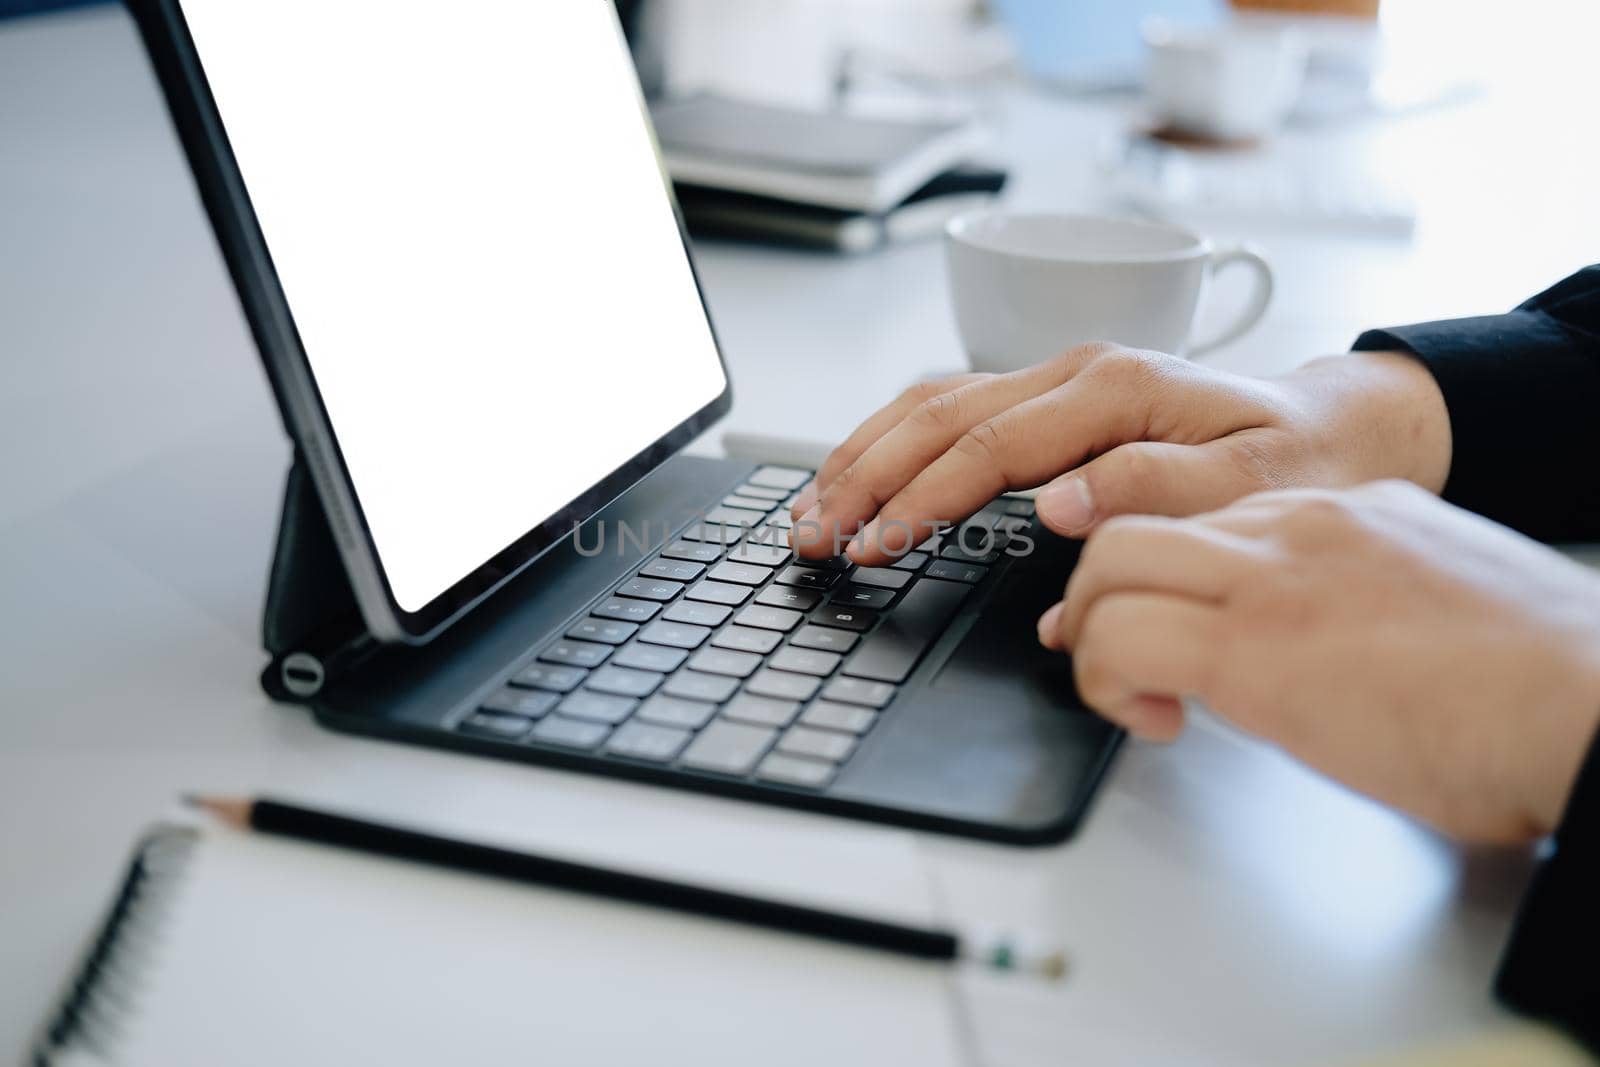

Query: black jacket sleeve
[1351,264,1600,543]
[1353,267,1600,1049]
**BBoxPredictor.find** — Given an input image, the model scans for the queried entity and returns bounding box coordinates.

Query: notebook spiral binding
[33,827,199,1067]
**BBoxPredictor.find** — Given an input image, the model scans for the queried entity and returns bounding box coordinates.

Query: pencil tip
[181,794,251,828]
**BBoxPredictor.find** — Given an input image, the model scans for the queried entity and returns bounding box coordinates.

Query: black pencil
[184,794,1065,978]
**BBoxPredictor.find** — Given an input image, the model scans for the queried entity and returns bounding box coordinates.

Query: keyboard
[453,465,1035,791]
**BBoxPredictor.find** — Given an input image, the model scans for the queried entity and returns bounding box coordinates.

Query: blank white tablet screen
[180,1,727,612]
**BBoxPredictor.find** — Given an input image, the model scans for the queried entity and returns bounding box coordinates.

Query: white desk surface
[3,5,1597,1064]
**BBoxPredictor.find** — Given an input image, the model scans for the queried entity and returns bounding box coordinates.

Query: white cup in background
[1142,19,1308,142]
[943,211,1273,373]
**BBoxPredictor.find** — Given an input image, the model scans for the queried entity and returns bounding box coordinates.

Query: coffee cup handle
[1188,244,1273,358]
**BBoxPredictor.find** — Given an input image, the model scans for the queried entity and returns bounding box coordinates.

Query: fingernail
[1037,477,1094,533]
[791,483,818,518]
[847,518,879,561]
[1037,603,1063,648]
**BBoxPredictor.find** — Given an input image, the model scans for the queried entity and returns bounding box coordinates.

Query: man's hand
[789,344,1451,563]
[1041,480,1600,843]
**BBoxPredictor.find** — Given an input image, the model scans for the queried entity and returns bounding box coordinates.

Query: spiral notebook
[33,823,964,1066]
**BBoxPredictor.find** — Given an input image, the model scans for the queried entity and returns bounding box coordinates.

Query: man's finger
[1033,433,1290,538]
[1056,515,1265,649]
[1067,592,1224,738]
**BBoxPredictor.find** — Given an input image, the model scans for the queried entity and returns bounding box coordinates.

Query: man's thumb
[1033,440,1256,536]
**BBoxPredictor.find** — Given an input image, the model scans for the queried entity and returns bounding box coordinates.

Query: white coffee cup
[1142,19,1307,143]
[943,211,1273,372]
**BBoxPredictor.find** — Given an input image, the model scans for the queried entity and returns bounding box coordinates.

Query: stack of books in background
[651,95,1006,254]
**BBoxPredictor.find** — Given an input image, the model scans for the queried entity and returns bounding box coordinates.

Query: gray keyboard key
[663,601,732,627]
[744,669,820,702]
[688,647,763,678]
[704,505,767,528]
[679,719,778,775]
[755,753,836,789]
[808,605,878,632]
[778,726,857,762]
[733,605,804,632]
[605,721,692,763]
[963,507,1005,531]
[557,691,639,723]
[661,540,724,563]
[830,586,894,610]
[611,643,687,672]
[678,522,744,545]
[686,579,752,606]
[724,494,778,513]
[591,597,661,624]
[481,688,560,719]
[584,665,663,698]
[996,515,1032,537]
[820,677,896,708]
[891,551,930,572]
[530,715,611,750]
[663,670,740,703]
[727,541,791,567]
[939,541,1004,566]
[925,560,987,584]
[566,617,638,645]
[512,663,587,692]
[539,640,612,668]
[641,558,706,582]
[460,708,537,740]
[1000,497,1034,517]
[721,693,800,728]
[711,625,783,655]
[775,565,840,590]
[768,646,841,677]
[734,482,790,501]
[618,577,684,602]
[765,510,796,530]
[638,620,712,649]
[747,465,811,490]
[801,700,876,734]
[789,625,859,654]
[706,560,773,586]
[842,577,969,684]
[848,567,912,591]
[755,585,821,612]
[636,694,717,730]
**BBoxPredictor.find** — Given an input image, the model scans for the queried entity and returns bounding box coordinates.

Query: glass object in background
[990,0,1223,90]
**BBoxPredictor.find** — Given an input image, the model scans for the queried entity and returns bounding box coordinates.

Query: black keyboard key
[663,670,740,703]
[663,600,732,627]
[605,721,692,763]
[641,558,706,583]
[891,551,930,572]
[722,693,801,728]
[841,578,968,684]
[941,539,1006,565]
[724,494,777,513]
[726,541,791,567]
[638,620,712,649]
[1000,497,1034,517]
[775,565,840,590]
[747,465,811,490]
[734,482,790,501]
[618,577,684,602]
[821,677,896,708]
[686,579,752,606]
[585,665,663,698]
[807,555,852,571]
[755,585,821,612]
[767,647,841,677]
[741,523,790,547]
[661,540,724,564]
[733,605,804,632]
[704,505,767,528]
[777,725,856,763]
[591,597,661,624]
[540,640,611,668]
[755,753,836,789]
[566,617,638,645]
[530,715,611,750]
[557,691,638,724]
[679,719,778,776]
[830,586,895,610]
[678,522,745,545]
[512,663,587,692]
[610,643,687,673]
[688,647,763,678]
[789,625,859,653]
[848,567,912,591]
[996,515,1032,538]
[460,708,537,740]
[745,669,820,702]
[963,507,1005,531]
[711,625,783,655]
[809,605,878,632]
[706,561,773,586]
[636,694,717,730]
[801,700,876,734]
[481,688,560,719]
[925,559,987,584]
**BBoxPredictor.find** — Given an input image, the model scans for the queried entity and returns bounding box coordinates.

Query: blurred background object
[1232,0,1378,16]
